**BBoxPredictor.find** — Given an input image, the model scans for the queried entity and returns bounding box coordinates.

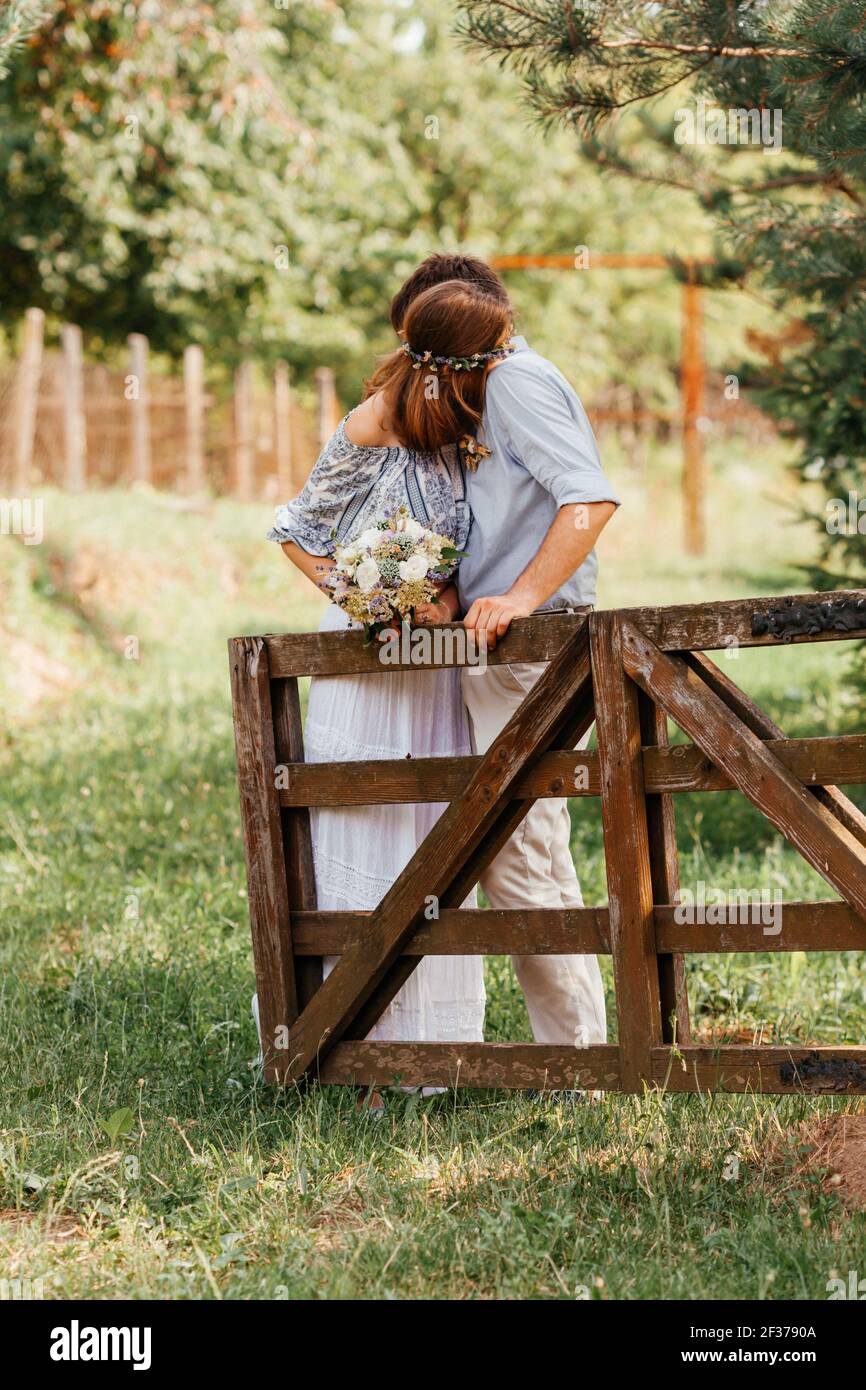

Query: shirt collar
[509,335,529,354]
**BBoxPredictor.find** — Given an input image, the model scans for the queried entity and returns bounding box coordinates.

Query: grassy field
[1,434,864,1300]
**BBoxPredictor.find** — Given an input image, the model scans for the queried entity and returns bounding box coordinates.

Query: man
[392,255,620,1052]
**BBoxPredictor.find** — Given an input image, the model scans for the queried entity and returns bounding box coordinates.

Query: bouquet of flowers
[324,506,462,642]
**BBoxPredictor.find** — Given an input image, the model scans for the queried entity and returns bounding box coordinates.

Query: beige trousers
[461,660,607,1046]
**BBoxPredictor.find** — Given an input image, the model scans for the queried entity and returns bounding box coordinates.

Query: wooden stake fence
[61,322,87,493]
[12,307,44,492]
[230,589,866,1095]
[127,332,152,485]
[1,306,764,503]
[1,315,325,497]
[183,344,205,493]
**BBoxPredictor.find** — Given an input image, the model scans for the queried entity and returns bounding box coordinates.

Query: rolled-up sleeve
[485,360,621,508]
[267,426,358,554]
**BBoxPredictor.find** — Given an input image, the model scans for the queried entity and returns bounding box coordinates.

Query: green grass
[1,439,864,1299]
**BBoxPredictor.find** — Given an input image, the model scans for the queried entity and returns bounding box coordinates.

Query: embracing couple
[266,254,620,1084]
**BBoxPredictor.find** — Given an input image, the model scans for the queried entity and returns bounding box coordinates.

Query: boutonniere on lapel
[459,435,491,471]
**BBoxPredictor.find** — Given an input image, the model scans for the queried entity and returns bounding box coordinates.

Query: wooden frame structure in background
[491,253,712,557]
[230,590,866,1095]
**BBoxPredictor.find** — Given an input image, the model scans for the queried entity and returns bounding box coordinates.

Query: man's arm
[463,501,616,649]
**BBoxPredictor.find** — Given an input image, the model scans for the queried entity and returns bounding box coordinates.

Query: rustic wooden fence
[232,590,866,1096]
[0,309,336,498]
[1,308,772,503]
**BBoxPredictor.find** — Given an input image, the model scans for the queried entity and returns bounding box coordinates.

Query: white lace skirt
[305,605,486,1042]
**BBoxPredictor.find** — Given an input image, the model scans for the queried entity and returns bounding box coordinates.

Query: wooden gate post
[590,611,663,1090]
[229,637,299,1081]
[271,677,321,1011]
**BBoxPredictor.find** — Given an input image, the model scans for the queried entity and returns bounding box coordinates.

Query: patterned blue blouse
[267,413,471,555]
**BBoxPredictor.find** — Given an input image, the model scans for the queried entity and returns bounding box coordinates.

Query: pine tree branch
[598,40,810,59]
[746,171,862,204]
[0,0,50,78]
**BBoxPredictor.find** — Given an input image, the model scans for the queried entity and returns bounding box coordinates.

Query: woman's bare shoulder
[343,394,402,447]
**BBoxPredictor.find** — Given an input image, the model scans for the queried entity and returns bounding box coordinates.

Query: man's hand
[462,502,617,651]
[463,592,535,650]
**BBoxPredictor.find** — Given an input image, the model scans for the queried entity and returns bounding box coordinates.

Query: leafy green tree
[460,0,866,584]
[0,0,759,419]
[0,1,309,359]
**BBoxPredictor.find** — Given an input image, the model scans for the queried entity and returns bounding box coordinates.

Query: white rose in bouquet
[357,527,384,551]
[398,552,430,582]
[355,557,381,592]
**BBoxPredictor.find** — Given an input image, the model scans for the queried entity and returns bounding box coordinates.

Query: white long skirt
[305,605,486,1042]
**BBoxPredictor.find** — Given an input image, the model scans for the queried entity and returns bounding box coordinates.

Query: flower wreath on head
[400,339,515,372]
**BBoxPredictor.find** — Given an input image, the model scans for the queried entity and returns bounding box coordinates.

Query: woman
[265,279,515,1072]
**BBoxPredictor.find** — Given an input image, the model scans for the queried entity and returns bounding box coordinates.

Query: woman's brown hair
[364,279,513,453]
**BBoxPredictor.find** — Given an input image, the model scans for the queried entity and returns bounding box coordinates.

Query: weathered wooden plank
[291,900,866,955]
[685,650,866,850]
[284,626,595,1078]
[228,638,297,1082]
[293,906,609,954]
[590,612,663,1090]
[621,621,866,923]
[657,900,866,952]
[654,1046,866,1094]
[264,611,588,677]
[646,735,866,797]
[260,589,866,677]
[271,678,321,1011]
[624,588,866,654]
[277,735,866,806]
[638,690,690,1044]
[317,1042,622,1089]
[322,1043,866,1096]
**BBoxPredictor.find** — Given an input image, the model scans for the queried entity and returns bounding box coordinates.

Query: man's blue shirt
[457,337,621,612]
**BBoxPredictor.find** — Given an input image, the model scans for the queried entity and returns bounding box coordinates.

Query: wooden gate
[229,589,866,1095]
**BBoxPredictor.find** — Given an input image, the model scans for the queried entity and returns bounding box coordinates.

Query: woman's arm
[414,582,460,625]
[279,540,335,595]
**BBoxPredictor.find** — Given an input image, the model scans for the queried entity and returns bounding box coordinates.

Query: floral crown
[400,339,515,372]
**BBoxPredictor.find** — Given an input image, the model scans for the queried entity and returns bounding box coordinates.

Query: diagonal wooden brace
[685,650,866,850]
[282,622,595,1081]
[620,622,866,922]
